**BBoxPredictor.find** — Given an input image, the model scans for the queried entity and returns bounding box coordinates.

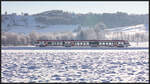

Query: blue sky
[2,1,149,15]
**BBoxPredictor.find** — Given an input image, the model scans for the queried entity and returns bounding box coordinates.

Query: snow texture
[1,49,149,83]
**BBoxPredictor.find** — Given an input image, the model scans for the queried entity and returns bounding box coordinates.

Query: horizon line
[2,9,148,15]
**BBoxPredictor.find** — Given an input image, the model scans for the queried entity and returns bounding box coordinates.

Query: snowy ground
[129,42,149,48]
[1,49,149,83]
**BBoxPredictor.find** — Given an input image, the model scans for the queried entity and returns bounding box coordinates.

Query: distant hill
[2,10,148,34]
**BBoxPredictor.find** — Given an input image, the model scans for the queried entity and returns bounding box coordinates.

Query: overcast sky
[2,1,149,15]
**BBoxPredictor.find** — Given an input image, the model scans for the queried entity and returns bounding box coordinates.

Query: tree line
[34,10,148,28]
[2,23,148,46]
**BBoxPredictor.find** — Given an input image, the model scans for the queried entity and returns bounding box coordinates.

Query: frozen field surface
[1,49,149,83]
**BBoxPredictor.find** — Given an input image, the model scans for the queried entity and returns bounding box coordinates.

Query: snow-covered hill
[105,24,148,33]
[2,14,148,34]
[2,14,78,34]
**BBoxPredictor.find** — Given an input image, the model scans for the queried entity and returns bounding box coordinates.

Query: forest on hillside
[34,10,148,28]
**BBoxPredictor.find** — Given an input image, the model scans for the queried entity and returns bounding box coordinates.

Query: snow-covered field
[1,49,149,83]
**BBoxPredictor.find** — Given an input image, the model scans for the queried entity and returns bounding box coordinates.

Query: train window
[81,42,83,45]
[57,42,59,45]
[111,42,112,45]
[62,42,65,45]
[118,42,123,44]
[85,42,87,45]
[86,42,89,45]
[61,42,63,45]
[56,42,59,45]
[99,42,101,45]
[83,42,85,45]
[55,42,57,45]
[84,42,86,45]
[86,42,88,45]
[53,42,55,45]
[84,42,87,45]
[107,42,109,45]
[35,41,39,44]
[102,42,104,45]
[121,42,124,44]
[75,42,77,45]
[41,41,44,44]
[85,42,88,45]
[80,42,82,45]
[109,42,111,45]
[59,42,61,45]
[48,42,51,44]
[78,42,80,46]
[60,42,62,45]
[77,42,79,45]
[106,42,108,45]
[54,42,56,45]
[67,42,69,44]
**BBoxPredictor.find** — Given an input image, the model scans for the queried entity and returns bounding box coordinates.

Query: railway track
[2,46,149,50]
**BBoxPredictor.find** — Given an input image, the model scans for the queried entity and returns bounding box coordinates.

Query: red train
[34,40,130,48]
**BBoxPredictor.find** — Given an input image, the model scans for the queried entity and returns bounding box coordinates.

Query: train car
[34,40,130,48]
